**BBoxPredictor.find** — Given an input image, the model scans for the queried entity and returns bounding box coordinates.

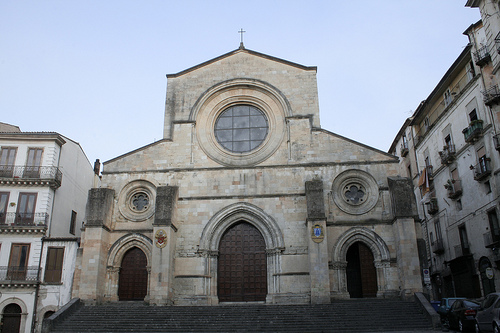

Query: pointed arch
[199,202,284,253]
[332,227,390,263]
[107,233,153,268]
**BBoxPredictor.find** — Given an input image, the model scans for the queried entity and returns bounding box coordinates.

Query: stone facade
[73,47,423,305]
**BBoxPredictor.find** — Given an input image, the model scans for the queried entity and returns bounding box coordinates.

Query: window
[407,164,412,178]
[16,193,37,225]
[444,134,452,147]
[0,192,9,224]
[69,210,77,235]
[0,147,17,177]
[44,247,64,283]
[477,146,489,174]
[435,219,443,241]
[469,109,478,122]
[8,244,30,280]
[459,225,470,255]
[457,199,462,211]
[486,180,492,193]
[444,89,453,107]
[24,148,42,178]
[214,105,268,153]
[467,61,476,81]
[488,209,500,243]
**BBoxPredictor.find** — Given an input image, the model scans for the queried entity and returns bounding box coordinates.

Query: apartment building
[0,124,94,332]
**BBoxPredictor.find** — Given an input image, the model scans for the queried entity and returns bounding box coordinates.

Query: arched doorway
[118,247,148,301]
[218,222,267,302]
[479,257,496,296]
[346,242,377,298]
[1,303,22,333]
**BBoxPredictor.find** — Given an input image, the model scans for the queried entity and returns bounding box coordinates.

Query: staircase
[48,299,435,333]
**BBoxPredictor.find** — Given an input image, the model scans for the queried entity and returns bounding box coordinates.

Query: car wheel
[494,323,500,333]
[459,319,464,332]
[475,322,481,333]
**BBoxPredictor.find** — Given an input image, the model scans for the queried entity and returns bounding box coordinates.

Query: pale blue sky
[0,1,481,164]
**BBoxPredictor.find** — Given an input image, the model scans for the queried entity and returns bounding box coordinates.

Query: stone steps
[49,299,434,332]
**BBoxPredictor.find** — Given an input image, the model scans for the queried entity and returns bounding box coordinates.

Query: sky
[0,1,482,166]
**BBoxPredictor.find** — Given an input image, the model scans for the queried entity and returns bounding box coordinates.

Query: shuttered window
[45,247,64,283]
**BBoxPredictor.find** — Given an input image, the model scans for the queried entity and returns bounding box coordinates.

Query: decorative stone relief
[331,169,379,215]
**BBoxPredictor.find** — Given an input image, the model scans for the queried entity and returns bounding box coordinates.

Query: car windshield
[464,300,480,307]
[448,299,458,306]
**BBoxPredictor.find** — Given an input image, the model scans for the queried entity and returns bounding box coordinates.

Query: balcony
[432,238,445,254]
[472,158,492,181]
[0,212,48,228]
[427,197,439,215]
[474,45,491,67]
[484,231,500,248]
[445,179,463,199]
[462,120,484,143]
[0,266,39,285]
[454,244,471,258]
[483,85,500,106]
[0,165,62,189]
[439,145,456,165]
[400,143,409,157]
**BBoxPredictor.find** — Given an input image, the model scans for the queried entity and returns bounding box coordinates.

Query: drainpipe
[31,236,45,333]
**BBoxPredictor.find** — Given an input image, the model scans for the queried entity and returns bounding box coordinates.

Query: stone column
[149,186,178,305]
[388,177,423,298]
[305,179,331,304]
[76,188,114,303]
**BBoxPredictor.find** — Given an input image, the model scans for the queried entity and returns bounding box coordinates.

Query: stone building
[73,46,423,306]
[0,124,94,332]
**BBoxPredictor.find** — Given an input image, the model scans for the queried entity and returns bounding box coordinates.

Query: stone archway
[105,233,153,302]
[331,227,394,299]
[0,300,28,333]
[199,202,284,304]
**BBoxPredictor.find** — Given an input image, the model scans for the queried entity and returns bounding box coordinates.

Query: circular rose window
[214,105,268,153]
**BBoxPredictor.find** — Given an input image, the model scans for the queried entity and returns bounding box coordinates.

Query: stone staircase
[47,299,435,333]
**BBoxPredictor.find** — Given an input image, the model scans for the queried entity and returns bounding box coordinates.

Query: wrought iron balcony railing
[0,266,39,283]
[463,120,484,143]
[400,143,409,157]
[472,158,492,181]
[432,238,445,254]
[0,212,49,227]
[0,165,62,189]
[483,85,500,106]
[474,45,491,67]
[427,197,439,215]
[445,179,463,199]
[439,145,456,165]
[494,134,500,152]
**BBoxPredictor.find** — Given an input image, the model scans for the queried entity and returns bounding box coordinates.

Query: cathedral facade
[72,46,423,305]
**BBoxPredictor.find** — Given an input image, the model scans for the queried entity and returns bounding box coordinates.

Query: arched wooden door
[118,247,148,301]
[218,222,267,302]
[346,242,377,298]
[1,303,22,333]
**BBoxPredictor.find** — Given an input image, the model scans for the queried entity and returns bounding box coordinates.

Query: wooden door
[1,303,22,333]
[118,247,148,301]
[16,193,37,225]
[346,242,377,298]
[24,148,42,178]
[218,222,267,302]
[0,192,9,224]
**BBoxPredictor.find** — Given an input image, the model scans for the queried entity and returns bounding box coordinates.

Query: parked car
[437,298,466,321]
[446,299,481,332]
[475,293,500,332]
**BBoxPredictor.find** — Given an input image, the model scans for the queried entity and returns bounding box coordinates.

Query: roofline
[166,47,317,78]
[388,118,412,154]
[409,44,472,125]
[465,0,480,8]
[463,20,482,35]
[0,132,66,146]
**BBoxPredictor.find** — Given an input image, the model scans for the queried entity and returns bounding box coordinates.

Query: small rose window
[344,184,365,205]
[131,192,149,212]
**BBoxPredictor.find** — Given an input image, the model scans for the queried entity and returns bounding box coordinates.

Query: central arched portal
[346,241,377,298]
[1,303,22,333]
[118,247,148,301]
[218,222,267,302]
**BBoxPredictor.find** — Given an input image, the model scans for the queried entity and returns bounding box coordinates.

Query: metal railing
[446,179,463,199]
[432,238,445,254]
[439,145,456,165]
[463,120,484,143]
[473,45,491,66]
[0,266,39,282]
[0,165,62,183]
[0,212,49,227]
[482,85,500,106]
[472,158,492,181]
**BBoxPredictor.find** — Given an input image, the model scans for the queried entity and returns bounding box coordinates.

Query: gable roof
[166,46,317,78]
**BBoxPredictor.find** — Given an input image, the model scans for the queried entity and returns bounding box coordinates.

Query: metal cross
[238,28,246,44]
